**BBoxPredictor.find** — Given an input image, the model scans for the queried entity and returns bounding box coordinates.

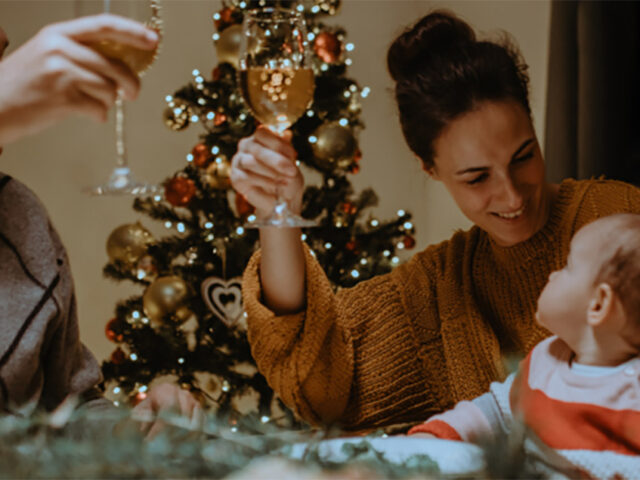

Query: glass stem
[115,95,128,169]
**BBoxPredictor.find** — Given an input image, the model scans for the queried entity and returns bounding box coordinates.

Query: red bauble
[165,176,197,207]
[235,193,255,217]
[354,149,362,163]
[403,234,416,249]
[313,32,342,64]
[342,202,357,215]
[214,7,235,30]
[110,347,126,365]
[105,318,123,343]
[349,164,360,174]
[192,143,212,168]
[211,66,222,81]
[345,238,360,253]
[132,391,148,406]
[214,113,227,126]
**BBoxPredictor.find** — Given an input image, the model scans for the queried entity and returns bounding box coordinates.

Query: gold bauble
[311,122,357,169]
[215,24,243,68]
[163,103,190,131]
[204,157,232,189]
[106,222,154,265]
[143,275,192,326]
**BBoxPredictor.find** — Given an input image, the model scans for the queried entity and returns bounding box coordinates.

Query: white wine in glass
[238,7,316,227]
[84,0,162,196]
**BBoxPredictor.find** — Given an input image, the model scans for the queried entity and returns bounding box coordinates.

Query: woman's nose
[499,177,523,210]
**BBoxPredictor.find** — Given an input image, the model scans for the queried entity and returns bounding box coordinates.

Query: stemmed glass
[238,7,317,227]
[84,0,162,196]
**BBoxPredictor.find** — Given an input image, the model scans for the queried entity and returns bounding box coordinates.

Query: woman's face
[430,100,548,247]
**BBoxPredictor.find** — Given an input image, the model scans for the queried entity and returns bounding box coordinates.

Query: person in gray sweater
[0,15,200,433]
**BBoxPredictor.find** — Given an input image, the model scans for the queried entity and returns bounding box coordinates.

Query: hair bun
[387,10,476,82]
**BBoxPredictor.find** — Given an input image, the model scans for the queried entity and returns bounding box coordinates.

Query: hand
[231,126,305,219]
[0,14,158,145]
[408,432,438,439]
[131,383,204,439]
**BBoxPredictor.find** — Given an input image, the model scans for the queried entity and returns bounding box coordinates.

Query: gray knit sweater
[0,174,106,415]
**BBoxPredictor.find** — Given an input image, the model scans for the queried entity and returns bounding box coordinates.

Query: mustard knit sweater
[242,179,640,431]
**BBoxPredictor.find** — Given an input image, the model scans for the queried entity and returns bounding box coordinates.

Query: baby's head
[536,213,640,364]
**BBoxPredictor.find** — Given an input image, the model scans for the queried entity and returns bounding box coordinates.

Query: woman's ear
[423,162,439,180]
[587,283,615,327]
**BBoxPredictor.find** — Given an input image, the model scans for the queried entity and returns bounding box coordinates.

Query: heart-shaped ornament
[201,276,243,328]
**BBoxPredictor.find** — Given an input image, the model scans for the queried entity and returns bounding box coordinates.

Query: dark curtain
[544,0,640,185]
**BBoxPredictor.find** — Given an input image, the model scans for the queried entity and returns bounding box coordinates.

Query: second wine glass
[238,7,317,228]
[84,0,162,196]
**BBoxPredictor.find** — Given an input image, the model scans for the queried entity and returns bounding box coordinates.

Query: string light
[236,226,245,235]
[397,209,406,216]
[204,221,214,229]
[324,242,332,249]
[383,250,391,257]
[345,43,355,52]
[164,221,172,229]
[361,87,371,98]
[403,221,413,230]
[190,115,199,123]
[391,256,400,265]
[350,270,360,278]
[178,357,185,364]
[130,353,138,361]
[211,146,220,154]
[177,223,186,233]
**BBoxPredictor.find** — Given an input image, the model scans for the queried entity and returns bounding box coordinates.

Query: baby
[409,213,640,471]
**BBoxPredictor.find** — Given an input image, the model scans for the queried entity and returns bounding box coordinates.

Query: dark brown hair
[387,10,531,169]
[593,214,640,325]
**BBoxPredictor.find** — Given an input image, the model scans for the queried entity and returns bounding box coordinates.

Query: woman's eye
[467,173,488,185]
[513,152,534,164]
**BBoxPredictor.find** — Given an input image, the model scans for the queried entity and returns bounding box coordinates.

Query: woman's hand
[132,383,204,439]
[230,126,304,219]
[0,14,158,145]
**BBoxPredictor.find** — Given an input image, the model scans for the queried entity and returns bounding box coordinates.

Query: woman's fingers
[54,31,141,100]
[54,14,159,50]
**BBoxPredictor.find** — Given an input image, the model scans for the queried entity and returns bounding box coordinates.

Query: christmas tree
[100,0,416,427]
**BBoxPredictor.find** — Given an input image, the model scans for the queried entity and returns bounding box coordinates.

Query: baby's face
[536,224,604,344]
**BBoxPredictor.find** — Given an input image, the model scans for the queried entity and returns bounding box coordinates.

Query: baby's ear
[587,283,615,327]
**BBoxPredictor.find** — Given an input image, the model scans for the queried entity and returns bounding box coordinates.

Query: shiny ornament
[165,176,197,207]
[201,277,243,328]
[143,275,192,327]
[235,193,255,218]
[349,163,360,174]
[215,24,243,68]
[313,31,342,64]
[136,255,157,280]
[105,318,124,343]
[311,122,357,169]
[214,7,236,31]
[163,104,189,131]
[204,157,232,189]
[341,201,357,215]
[402,234,416,249]
[131,391,147,406]
[191,143,212,168]
[214,113,228,126]
[345,238,360,253]
[110,347,126,365]
[106,222,154,266]
[211,66,222,81]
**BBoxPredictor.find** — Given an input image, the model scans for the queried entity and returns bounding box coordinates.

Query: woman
[230,11,640,431]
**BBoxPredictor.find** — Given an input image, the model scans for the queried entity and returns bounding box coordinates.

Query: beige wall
[0,0,551,361]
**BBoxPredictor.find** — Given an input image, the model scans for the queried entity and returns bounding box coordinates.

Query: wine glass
[84,0,162,196]
[238,7,317,228]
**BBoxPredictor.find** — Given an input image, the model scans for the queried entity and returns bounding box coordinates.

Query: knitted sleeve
[242,242,446,429]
